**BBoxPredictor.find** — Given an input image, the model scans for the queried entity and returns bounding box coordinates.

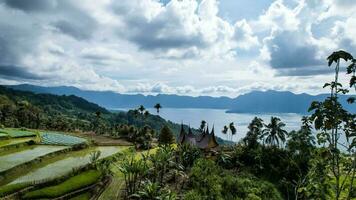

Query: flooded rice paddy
[0,145,67,172]
[9,146,124,185]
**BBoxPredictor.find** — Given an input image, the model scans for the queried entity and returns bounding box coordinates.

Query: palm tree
[262,117,287,147]
[229,122,237,141]
[222,125,228,140]
[133,109,140,117]
[144,110,150,118]
[138,105,145,114]
[154,103,162,114]
[199,120,206,133]
[243,117,263,147]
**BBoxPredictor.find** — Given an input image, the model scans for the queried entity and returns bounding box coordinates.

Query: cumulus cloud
[111,0,259,58]
[0,0,355,97]
[256,0,356,76]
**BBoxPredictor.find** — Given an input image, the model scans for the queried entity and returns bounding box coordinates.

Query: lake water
[120,108,304,142]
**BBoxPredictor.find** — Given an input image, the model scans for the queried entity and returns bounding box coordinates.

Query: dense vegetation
[111,50,355,200]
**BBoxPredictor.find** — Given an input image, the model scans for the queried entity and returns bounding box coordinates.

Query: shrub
[188,159,223,200]
[158,125,175,145]
[186,159,283,200]
[184,190,204,200]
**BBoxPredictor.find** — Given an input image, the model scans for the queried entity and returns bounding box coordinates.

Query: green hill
[0,86,230,145]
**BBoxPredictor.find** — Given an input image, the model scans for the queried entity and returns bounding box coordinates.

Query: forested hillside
[0,86,228,144]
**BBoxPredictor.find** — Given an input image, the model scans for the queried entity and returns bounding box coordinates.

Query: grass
[22,170,102,199]
[0,182,31,197]
[70,192,91,200]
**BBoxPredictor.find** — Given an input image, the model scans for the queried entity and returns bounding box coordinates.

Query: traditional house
[178,124,219,150]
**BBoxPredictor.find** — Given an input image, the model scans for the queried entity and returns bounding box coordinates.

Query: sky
[0,0,355,97]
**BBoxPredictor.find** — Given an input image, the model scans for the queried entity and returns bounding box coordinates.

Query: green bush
[23,170,101,199]
[158,125,175,145]
[185,159,282,200]
[184,190,204,200]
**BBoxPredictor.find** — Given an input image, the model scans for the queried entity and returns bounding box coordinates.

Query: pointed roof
[178,123,187,143]
[205,125,209,135]
[178,123,219,149]
[188,125,193,135]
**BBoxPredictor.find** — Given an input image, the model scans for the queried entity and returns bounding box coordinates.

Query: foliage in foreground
[186,159,283,200]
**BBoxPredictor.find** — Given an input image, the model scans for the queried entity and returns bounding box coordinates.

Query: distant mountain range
[5,84,355,114]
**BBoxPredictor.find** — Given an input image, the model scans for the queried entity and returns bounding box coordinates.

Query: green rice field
[0,138,34,148]
[0,129,37,138]
[40,132,87,146]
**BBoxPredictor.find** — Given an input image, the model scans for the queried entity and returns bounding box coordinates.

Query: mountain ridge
[5,84,355,114]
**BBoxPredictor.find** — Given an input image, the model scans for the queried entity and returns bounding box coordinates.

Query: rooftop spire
[180,122,186,134]
[188,125,193,135]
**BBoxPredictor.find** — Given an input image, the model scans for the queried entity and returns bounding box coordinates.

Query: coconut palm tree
[229,122,237,141]
[144,110,150,118]
[222,125,228,140]
[199,120,206,133]
[243,117,263,147]
[154,103,162,114]
[261,117,287,147]
[138,105,145,114]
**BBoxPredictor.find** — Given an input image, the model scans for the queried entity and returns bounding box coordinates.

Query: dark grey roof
[179,125,218,149]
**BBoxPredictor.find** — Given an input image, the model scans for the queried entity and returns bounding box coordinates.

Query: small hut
[178,124,219,150]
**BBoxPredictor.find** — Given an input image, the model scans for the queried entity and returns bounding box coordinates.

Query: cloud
[267,31,323,69]
[0,65,45,80]
[111,0,258,58]
[3,0,57,12]
[0,0,355,97]
[53,20,94,40]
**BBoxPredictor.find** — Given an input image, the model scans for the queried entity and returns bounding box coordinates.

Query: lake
[119,108,304,142]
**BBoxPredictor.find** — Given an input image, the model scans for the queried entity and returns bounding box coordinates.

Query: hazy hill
[6,84,355,114]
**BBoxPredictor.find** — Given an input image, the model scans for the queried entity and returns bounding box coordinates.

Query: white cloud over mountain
[0,0,355,97]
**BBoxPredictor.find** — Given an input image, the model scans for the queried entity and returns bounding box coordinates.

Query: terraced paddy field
[0,145,67,172]
[8,146,126,185]
[0,137,35,148]
[0,129,37,138]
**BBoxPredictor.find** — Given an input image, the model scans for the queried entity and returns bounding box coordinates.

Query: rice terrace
[0,128,132,199]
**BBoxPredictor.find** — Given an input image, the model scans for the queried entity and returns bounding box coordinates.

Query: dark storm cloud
[3,0,57,12]
[0,65,44,80]
[123,18,205,51]
[269,32,323,69]
[276,66,332,76]
[53,20,94,40]
[112,2,206,53]
[0,24,40,66]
